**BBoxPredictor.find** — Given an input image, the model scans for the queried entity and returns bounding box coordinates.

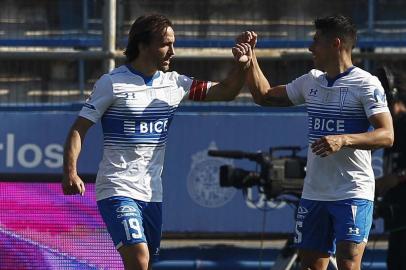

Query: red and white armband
[188,80,211,101]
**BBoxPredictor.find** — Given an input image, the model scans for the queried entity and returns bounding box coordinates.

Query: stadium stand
[1,0,406,104]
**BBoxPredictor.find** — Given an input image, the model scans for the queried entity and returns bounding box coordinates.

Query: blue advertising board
[0,111,101,174]
[0,108,384,233]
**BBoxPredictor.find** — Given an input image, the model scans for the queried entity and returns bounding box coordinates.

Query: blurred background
[0,0,404,269]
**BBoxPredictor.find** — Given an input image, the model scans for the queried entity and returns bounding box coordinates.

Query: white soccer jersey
[79,65,212,202]
[286,67,389,201]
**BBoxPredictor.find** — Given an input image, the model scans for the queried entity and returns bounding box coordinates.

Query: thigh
[328,199,373,269]
[328,199,373,244]
[294,199,335,254]
[97,196,148,250]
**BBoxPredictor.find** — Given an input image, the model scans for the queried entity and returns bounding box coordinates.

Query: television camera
[208,147,341,270]
[208,146,306,200]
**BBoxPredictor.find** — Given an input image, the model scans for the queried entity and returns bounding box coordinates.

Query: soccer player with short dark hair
[238,15,394,270]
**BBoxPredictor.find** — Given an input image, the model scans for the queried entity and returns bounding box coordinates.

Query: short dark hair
[124,14,173,62]
[392,71,406,105]
[314,15,357,49]
[375,66,406,105]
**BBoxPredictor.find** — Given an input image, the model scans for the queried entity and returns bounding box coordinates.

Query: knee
[336,242,364,270]
[337,246,360,261]
[138,252,150,268]
[120,244,150,270]
[337,259,357,270]
[124,253,150,270]
[137,254,150,270]
[298,249,330,270]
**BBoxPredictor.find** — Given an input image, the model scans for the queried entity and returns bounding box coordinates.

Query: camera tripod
[271,236,338,270]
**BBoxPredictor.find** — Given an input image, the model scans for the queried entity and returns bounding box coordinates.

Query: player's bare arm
[311,112,394,157]
[237,31,293,107]
[62,116,94,196]
[203,43,251,102]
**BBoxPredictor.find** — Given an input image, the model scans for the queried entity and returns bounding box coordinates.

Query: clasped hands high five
[232,31,258,66]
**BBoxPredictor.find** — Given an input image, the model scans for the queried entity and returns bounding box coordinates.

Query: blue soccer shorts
[97,196,162,260]
[293,198,373,254]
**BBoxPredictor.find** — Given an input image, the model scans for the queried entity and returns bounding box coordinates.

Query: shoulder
[108,65,132,80]
[309,69,325,79]
[106,65,146,87]
[351,67,382,87]
[296,69,324,83]
[95,73,113,87]
[93,66,130,92]
[109,65,130,76]
[290,69,322,85]
[94,65,130,86]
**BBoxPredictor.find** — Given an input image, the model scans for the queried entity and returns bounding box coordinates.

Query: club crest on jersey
[339,87,348,112]
[187,142,236,208]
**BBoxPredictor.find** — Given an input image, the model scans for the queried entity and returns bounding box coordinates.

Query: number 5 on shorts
[294,221,303,244]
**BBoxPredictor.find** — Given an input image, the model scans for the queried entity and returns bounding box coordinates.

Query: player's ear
[333,37,341,49]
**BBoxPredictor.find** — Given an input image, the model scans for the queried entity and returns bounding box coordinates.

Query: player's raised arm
[238,31,293,107]
[201,43,251,102]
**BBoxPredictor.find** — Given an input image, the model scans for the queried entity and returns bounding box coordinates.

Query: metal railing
[1,0,406,104]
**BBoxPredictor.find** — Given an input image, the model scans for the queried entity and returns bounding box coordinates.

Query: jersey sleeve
[79,74,115,123]
[175,72,212,101]
[360,76,390,118]
[285,73,309,105]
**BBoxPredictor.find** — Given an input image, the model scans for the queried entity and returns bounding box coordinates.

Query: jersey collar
[126,64,160,86]
[325,66,356,87]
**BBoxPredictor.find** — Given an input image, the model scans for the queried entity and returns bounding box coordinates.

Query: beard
[156,57,171,71]
[159,64,170,71]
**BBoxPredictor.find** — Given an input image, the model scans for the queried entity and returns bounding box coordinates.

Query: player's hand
[62,173,86,196]
[311,135,345,157]
[232,42,252,65]
[236,31,257,49]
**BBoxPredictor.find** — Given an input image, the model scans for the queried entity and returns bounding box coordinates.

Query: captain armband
[188,80,210,101]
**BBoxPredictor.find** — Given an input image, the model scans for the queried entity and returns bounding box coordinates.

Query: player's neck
[325,55,353,78]
[129,59,157,77]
